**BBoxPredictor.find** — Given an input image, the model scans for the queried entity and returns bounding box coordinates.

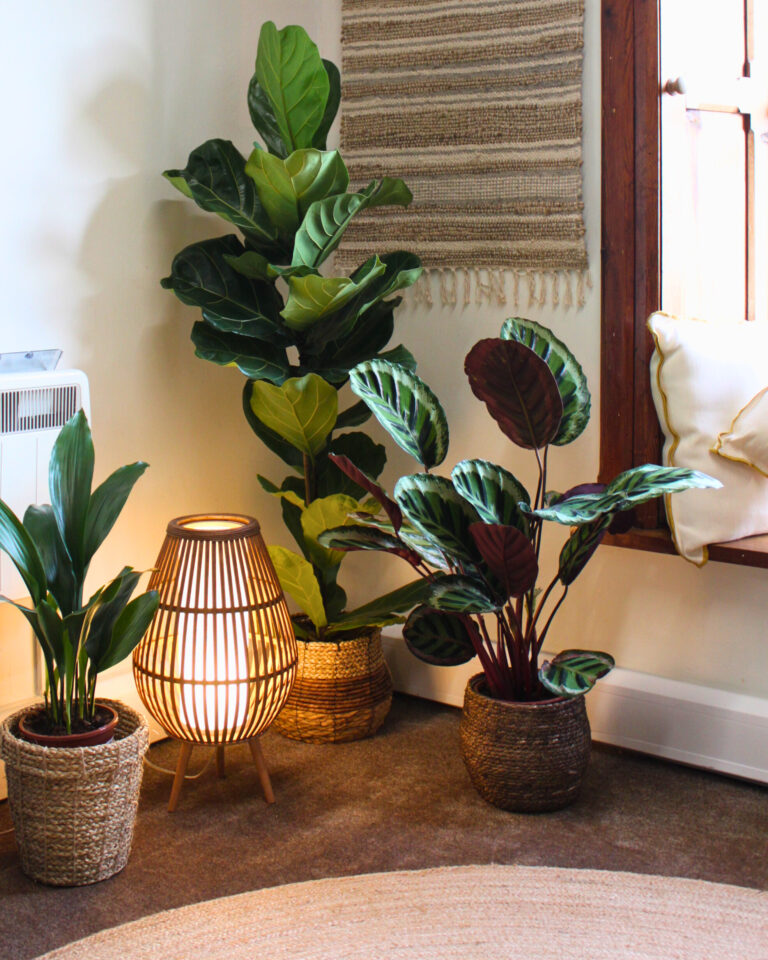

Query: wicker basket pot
[460,673,591,812]
[273,628,392,743]
[0,699,149,886]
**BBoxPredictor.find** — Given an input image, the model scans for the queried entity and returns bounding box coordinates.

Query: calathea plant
[0,411,159,734]
[319,319,720,701]
[160,22,428,640]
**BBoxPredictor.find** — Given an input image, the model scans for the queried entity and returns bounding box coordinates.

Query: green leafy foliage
[350,360,448,468]
[394,474,479,564]
[191,323,290,383]
[539,650,615,698]
[403,606,477,666]
[428,575,500,614]
[501,317,591,446]
[451,459,530,535]
[267,545,327,629]
[249,374,338,460]
[281,257,386,330]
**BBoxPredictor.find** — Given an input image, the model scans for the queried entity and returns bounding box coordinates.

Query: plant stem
[537,585,569,654]
[302,454,313,507]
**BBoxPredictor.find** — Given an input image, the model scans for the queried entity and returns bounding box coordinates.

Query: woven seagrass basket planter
[0,699,149,886]
[460,674,591,812]
[273,628,392,743]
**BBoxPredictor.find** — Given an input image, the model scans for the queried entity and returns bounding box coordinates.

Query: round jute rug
[36,864,767,960]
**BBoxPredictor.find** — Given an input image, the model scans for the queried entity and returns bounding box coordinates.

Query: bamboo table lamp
[133,514,297,811]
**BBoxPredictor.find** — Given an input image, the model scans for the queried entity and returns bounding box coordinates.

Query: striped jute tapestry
[337,0,590,309]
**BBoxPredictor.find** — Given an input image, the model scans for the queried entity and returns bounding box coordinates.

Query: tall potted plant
[320,318,719,810]
[0,410,159,884]
[160,22,427,741]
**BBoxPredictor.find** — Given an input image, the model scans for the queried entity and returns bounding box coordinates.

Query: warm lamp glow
[133,514,297,746]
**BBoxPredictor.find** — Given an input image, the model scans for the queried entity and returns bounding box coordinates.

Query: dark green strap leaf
[49,409,94,582]
[501,317,591,446]
[83,462,148,569]
[94,591,159,674]
[330,578,433,633]
[0,500,47,606]
[394,474,479,564]
[192,322,290,383]
[351,360,448,468]
[539,649,615,698]
[403,606,477,666]
[23,504,76,614]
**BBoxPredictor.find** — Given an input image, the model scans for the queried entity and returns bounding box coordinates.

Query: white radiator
[0,369,90,599]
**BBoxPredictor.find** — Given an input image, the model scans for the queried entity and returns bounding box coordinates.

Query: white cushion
[713,387,768,477]
[648,311,768,565]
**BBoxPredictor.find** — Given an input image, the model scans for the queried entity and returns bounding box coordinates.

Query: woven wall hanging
[337,0,590,308]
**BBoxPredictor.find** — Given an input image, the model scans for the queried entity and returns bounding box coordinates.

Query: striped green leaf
[539,649,615,698]
[451,459,530,536]
[394,474,479,564]
[558,517,611,586]
[403,606,476,666]
[250,374,338,460]
[530,464,721,525]
[245,148,349,235]
[318,524,409,556]
[267,545,327,630]
[428,574,500,614]
[501,317,591,445]
[350,360,448,468]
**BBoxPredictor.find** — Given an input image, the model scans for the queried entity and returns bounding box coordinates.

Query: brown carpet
[35,866,768,960]
[1,694,766,960]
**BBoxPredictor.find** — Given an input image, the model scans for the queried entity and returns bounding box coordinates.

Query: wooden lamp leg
[248,737,275,804]
[168,741,194,812]
[215,745,226,779]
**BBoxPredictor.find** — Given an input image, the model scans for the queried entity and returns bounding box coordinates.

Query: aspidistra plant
[0,411,159,732]
[160,22,427,639]
[319,319,721,701]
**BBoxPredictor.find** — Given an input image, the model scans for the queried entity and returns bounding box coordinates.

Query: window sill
[604,529,768,569]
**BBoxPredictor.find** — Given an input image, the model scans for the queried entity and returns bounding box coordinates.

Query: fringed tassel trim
[411,268,593,310]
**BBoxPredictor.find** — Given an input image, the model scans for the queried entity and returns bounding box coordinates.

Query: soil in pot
[460,673,591,813]
[17,703,119,747]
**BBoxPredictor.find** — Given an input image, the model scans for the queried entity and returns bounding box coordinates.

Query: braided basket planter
[460,674,591,812]
[273,628,392,743]
[0,699,149,886]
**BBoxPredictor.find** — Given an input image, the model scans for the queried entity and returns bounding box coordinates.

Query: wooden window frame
[599,0,768,568]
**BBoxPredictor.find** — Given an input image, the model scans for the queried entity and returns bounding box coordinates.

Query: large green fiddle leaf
[350,360,448,468]
[0,500,47,606]
[314,59,341,150]
[451,459,530,536]
[394,475,479,565]
[403,606,477,666]
[23,504,76,614]
[191,323,290,383]
[292,178,413,269]
[300,494,364,570]
[530,465,721,525]
[465,338,563,450]
[428,574,500,614]
[501,318,591,446]
[268,545,327,630]
[245,148,349,235]
[539,650,615,698]
[163,139,278,251]
[255,22,330,153]
[243,381,304,471]
[315,298,398,376]
[161,235,289,341]
[49,409,94,582]
[328,578,434,635]
[249,373,338,460]
[281,256,386,331]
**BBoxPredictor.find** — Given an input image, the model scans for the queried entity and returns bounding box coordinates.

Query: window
[600,0,768,566]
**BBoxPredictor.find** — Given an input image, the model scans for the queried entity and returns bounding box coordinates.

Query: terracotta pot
[459,673,591,812]
[273,628,392,743]
[17,704,119,748]
[0,699,149,885]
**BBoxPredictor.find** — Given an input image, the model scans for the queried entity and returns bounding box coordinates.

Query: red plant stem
[536,585,569,654]
[526,572,561,645]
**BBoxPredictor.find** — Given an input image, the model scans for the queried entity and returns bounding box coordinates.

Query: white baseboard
[382,634,768,785]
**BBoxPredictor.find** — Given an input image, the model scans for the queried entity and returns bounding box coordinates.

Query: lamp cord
[143,752,214,781]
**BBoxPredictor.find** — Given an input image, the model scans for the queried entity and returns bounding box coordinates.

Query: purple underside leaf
[464,338,563,449]
[328,453,402,531]
[468,522,538,598]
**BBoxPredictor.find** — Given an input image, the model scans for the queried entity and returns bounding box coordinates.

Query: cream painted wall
[1,0,765,715]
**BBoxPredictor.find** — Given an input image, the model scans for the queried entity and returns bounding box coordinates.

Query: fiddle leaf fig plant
[0,411,159,734]
[319,318,721,702]
[160,22,426,640]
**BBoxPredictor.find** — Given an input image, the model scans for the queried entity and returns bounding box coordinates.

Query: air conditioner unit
[0,369,90,599]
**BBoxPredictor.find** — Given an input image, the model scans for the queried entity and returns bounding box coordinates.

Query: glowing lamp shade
[133,515,297,747]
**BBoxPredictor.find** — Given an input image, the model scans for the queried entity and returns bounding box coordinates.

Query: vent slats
[0,385,81,435]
